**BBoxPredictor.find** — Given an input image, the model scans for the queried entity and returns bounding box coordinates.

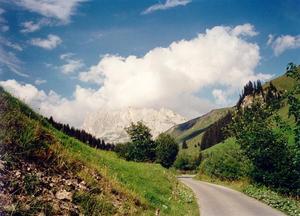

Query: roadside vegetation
[196,63,300,215]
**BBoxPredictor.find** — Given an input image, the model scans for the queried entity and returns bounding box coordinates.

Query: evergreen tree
[46,116,111,151]
[201,112,232,150]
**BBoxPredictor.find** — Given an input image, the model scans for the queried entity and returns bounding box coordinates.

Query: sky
[0,0,300,127]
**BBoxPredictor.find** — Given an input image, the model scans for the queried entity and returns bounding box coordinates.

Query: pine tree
[182,140,188,149]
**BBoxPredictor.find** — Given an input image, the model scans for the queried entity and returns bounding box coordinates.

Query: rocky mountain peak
[82,107,186,143]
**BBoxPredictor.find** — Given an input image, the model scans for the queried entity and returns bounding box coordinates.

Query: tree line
[200,79,283,151]
[47,116,115,151]
[200,112,232,150]
[237,79,282,109]
[236,80,263,109]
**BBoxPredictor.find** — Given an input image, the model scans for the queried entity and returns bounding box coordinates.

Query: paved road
[178,176,285,216]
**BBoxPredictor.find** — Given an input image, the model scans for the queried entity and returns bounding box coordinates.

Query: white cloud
[12,0,87,23]
[79,24,271,118]
[2,24,272,127]
[0,79,102,127]
[0,47,28,77]
[0,34,26,77]
[0,8,5,18]
[60,53,74,60]
[267,34,274,45]
[142,0,191,14]
[1,25,9,32]
[61,59,84,74]
[60,53,84,74]
[30,34,62,50]
[212,89,227,105]
[268,34,300,56]
[20,18,52,33]
[0,36,23,51]
[231,23,258,37]
[0,8,9,32]
[35,79,47,85]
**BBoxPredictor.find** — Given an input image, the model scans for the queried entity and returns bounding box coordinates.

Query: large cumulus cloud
[1,24,272,127]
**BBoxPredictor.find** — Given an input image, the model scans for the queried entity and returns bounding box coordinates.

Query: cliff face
[82,107,186,143]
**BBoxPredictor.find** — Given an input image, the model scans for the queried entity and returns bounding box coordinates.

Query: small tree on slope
[155,133,179,168]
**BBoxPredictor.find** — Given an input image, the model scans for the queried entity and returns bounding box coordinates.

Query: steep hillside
[166,107,232,156]
[168,74,297,156]
[167,108,231,143]
[0,87,198,216]
[263,74,296,92]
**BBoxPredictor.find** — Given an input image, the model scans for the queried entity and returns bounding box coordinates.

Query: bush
[115,142,131,160]
[155,133,179,168]
[174,153,200,170]
[228,101,300,195]
[243,184,300,216]
[199,139,252,180]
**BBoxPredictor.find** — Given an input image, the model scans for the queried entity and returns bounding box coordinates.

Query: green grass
[167,107,232,158]
[201,137,237,155]
[56,132,199,216]
[199,138,252,180]
[263,75,296,92]
[169,73,296,160]
[168,108,231,143]
[0,86,199,216]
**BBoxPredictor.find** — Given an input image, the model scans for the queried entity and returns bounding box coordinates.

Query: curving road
[178,176,285,216]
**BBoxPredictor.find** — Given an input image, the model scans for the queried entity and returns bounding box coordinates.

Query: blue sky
[0,0,300,126]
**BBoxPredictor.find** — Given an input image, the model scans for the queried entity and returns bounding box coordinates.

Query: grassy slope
[57,132,199,216]
[263,75,296,92]
[168,74,295,158]
[0,87,199,216]
[165,74,297,162]
[167,107,231,157]
[201,138,237,155]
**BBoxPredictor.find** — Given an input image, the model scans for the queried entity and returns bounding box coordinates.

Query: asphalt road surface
[178,176,285,216]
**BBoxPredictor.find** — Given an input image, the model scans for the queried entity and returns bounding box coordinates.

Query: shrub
[228,101,300,195]
[174,153,200,170]
[115,142,136,161]
[199,139,252,180]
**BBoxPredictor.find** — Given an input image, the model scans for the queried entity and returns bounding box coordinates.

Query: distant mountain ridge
[82,107,186,143]
[166,107,232,144]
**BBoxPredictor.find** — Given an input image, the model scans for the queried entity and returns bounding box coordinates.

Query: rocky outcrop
[0,156,89,215]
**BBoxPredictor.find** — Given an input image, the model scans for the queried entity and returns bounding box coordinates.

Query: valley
[1,63,299,216]
[1,1,300,215]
